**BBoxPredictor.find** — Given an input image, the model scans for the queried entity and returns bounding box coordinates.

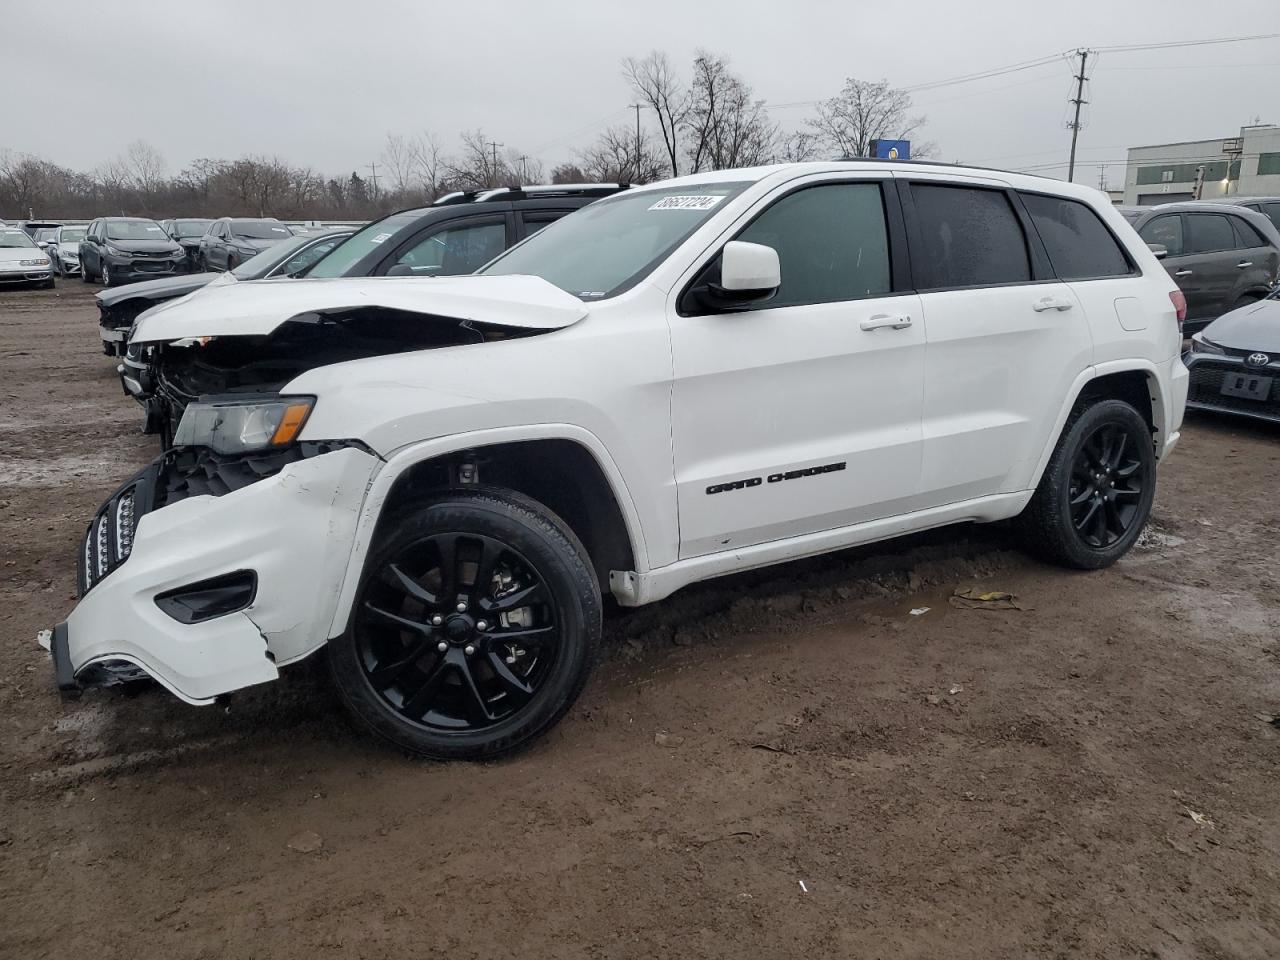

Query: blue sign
[871,139,911,160]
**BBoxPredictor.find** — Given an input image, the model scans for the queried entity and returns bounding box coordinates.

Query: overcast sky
[7,0,1279,190]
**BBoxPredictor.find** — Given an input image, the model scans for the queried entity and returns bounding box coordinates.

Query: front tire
[100,261,113,287]
[1018,399,1156,569]
[328,488,601,760]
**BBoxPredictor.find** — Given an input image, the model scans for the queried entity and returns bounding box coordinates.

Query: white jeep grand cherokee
[51,161,1190,759]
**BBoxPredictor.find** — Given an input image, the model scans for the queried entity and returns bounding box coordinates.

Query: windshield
[59,227,87,243]
[306,211,419,278]
[231,220,292,240]
[106,220,167,240]
[0,230,36,248]
[174,220,211,238]
[230,233,316,280]
[34,227,59,242]
[480,183,750,299]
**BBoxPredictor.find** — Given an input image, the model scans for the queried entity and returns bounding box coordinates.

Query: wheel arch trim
[325,423,650,638]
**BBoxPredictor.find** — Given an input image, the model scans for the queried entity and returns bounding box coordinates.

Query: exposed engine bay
[123,306,544,446]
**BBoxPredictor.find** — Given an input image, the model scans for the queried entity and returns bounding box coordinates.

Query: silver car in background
[46,225,88,277]
[0,227,54,288]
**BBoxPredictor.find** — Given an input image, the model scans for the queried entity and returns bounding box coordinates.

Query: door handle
[1174,269,1193,277]
[1237,261,1253,268]
[1032,296,1073,312]
[859,314,912,331]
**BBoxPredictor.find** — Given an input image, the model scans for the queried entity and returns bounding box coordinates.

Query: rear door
[899,175,1092,505]
[377,213,514,276]
[1182,212,1241,320]
[1227,214,1278,300]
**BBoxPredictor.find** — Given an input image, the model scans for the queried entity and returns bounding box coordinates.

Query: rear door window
[1138,215,1183,256]
[909,184,1030,288]
[1262,202,1280,234]
[1185,214,1236,254]
[1020,193,1131,279]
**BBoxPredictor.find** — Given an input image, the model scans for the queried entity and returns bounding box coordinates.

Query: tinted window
[307,210,425,278]
[1231,216,1266,248]
[393,220,507,275]
[1185,214,1236,254]
[1263,203,1280,233]
[1139,215,1183,257]
[911,184,1030,288]
[521,214,562,238]
[1021,193,1131,279]
[105,220,167,240]
[735,182,890,307]
[230,220,291,240]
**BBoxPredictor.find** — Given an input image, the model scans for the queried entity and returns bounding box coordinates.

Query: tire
[100,261,112,287]
[328,487,602,760]
[1018,399,1157,569]
[226,256,238,272]
[81,258,94,283]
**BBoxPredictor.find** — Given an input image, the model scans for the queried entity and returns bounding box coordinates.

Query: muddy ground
[1,281,1279,959]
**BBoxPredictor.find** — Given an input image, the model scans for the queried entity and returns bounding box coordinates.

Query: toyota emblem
[1245,352,1272,368]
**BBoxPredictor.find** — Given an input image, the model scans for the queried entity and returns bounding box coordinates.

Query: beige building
[1122,124,1280,205]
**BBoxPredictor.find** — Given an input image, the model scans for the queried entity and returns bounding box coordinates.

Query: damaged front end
[52,438,381,703]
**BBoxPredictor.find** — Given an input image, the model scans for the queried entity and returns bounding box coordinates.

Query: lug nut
[463,644,475,656]
[431,614,444,626]
[436,641,448,653]
[456,601,468,613]
[476,620,488,632]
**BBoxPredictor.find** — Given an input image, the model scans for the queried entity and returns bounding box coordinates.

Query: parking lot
[1,282,1279,958]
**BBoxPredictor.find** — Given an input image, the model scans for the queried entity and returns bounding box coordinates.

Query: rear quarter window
[1020,193,1132,279]
[909,184,1030,288]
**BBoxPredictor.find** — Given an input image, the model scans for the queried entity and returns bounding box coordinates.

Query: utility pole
[517,155,529,182]
[633,103,643,182]
[365,161,380,197]
[1097,165,1107,191]
[1066,48,1091,183]
[488,140,503,185]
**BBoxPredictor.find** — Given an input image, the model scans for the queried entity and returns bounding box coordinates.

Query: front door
[670,177,925,559]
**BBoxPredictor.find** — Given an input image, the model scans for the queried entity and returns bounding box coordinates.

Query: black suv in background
[1126,202,1280,334]
[196,218,294,271]
[160,218,213,266]
[79,218,187,287]
[305,183,628,280]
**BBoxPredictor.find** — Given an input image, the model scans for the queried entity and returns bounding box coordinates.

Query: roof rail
[434,183,630,205]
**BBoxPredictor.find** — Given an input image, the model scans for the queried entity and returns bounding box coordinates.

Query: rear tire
[328,487,601,761]
[1017,399,1156,569]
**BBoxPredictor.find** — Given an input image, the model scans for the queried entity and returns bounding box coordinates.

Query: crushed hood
[130,274,589,344]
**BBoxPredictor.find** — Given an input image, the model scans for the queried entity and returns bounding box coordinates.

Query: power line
[1092,32,1280,53]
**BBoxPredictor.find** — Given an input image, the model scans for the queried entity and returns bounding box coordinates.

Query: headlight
[173,397,314,455]
[104,244,125,257]
[235,246,257,256]
[1189,335,1226,356]
[19,257,50,266]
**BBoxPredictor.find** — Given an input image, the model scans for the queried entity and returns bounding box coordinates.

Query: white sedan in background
[0,228,54,288]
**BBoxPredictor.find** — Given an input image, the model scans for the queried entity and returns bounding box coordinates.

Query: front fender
[323,423,651,640]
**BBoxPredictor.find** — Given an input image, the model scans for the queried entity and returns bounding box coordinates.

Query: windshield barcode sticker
[649,195,726,211]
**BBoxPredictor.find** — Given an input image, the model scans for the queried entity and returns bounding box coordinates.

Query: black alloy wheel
[329,489,601,760]
[1067,422,1145,548]
[1019,399,1156,569]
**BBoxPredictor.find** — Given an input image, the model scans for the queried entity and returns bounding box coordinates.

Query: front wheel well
[375,439,636,594]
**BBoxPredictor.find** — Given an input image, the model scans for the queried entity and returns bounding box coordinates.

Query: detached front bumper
[52,444,380,703]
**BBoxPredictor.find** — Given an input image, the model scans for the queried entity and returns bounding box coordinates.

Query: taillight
[1169,289,1187,331]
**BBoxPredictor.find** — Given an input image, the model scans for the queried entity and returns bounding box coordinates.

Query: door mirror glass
[1147,243,1168,260]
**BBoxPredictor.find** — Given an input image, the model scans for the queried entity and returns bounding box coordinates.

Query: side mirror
[692,241,781,313]
[1147,242,1168,260]
[37,240,48,248]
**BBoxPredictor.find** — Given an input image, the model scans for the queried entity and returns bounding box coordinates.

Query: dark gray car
[195,217,293,272]
[79,217,187,287]
[97,229,352,355]
[1184,292,1280,423]
[1127,203,1280,335]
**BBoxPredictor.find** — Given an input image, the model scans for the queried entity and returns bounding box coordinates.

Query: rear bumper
[53,446,380,703]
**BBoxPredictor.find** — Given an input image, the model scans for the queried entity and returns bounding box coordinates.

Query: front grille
[1187,359,1280,419]
[134,262,173,273]
[79,466,159,597]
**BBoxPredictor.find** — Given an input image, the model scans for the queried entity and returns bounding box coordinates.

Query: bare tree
[623,51,688,177]
[575,125,665,183]
[550,163,587,184]
[380,133,417,195]
[411,132,445,199]
[684,52,779,172]
[807,78,930,159]
[125,139,166,195]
